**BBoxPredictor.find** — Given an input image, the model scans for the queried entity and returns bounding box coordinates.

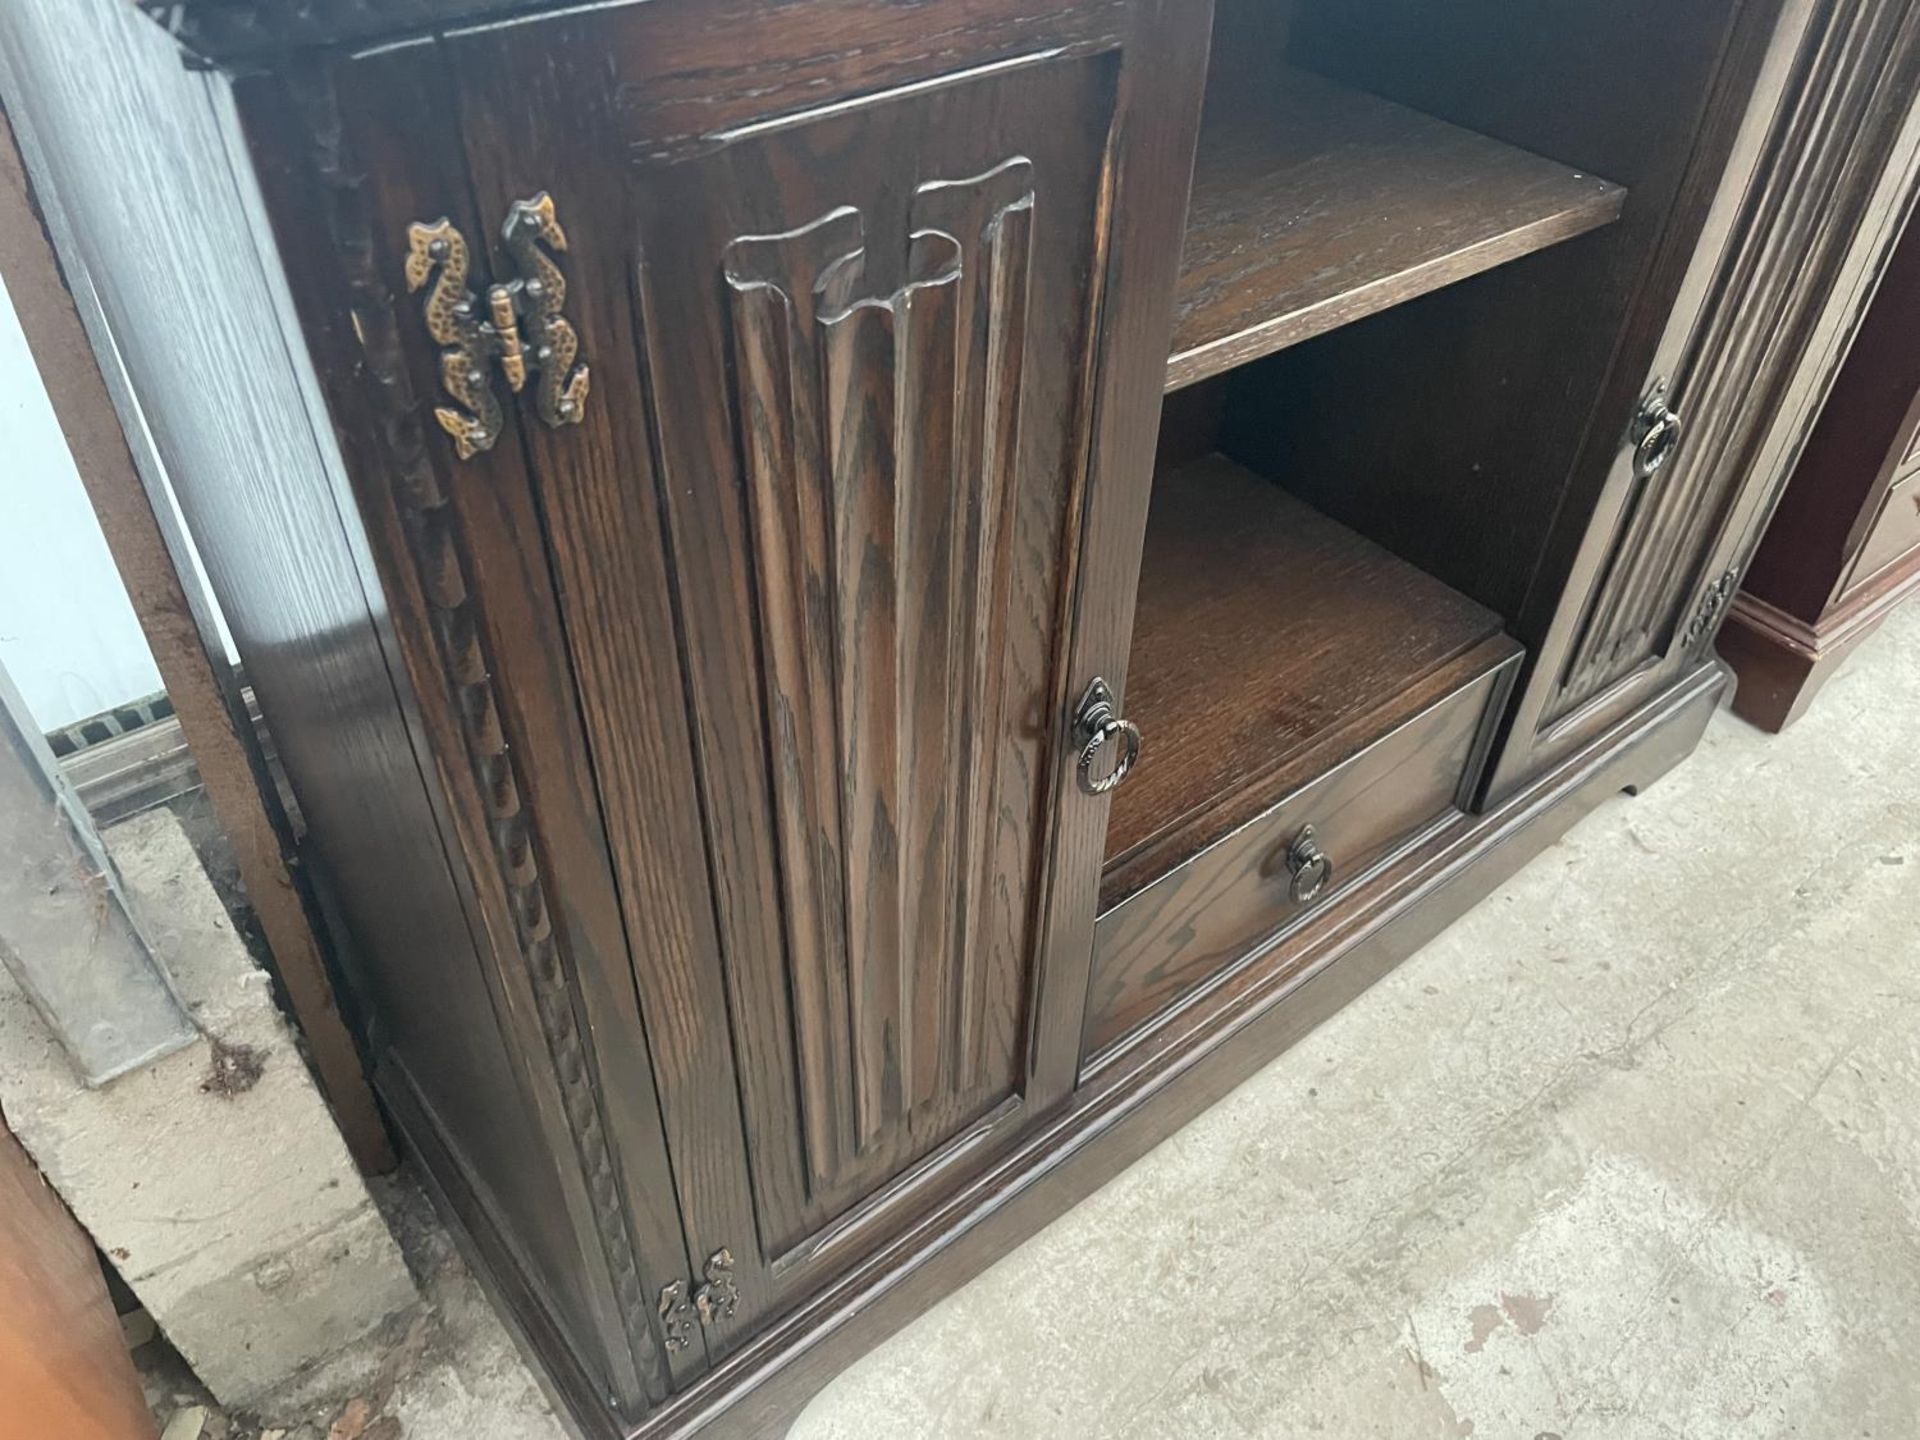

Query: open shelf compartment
[1167,69,1627,392]
[1101,454,1520,908]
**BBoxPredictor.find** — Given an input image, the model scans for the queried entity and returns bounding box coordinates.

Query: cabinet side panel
[0,0,654,1414]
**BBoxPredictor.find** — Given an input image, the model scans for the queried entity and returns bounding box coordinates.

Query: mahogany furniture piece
[0,1119,156,1440]
[1723,204,1920,729]
[82,0,1920,1433]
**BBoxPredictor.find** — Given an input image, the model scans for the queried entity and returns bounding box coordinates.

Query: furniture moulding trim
[1728,559,1920,659]
[135,0,563,69]
[276,55,662,1394]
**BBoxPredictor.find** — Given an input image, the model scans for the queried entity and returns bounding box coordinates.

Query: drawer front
[1084,650,1518,1060]
[1850,466,1920,589]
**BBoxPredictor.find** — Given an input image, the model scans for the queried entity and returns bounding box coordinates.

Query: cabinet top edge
[136,0,1134,70]
[135,0,533,68]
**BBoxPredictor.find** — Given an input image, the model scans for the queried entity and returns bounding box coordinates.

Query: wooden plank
[1104,455,1507,896]
[1167,69,1626,390]
[0,1118,156,1440]
[0,101,393,1174]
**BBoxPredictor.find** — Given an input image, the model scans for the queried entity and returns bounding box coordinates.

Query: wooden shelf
[1103,454,1514,903]
[1167,70,1627,391]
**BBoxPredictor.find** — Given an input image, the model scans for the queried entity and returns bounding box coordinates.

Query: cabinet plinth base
[1720,571,1920,733]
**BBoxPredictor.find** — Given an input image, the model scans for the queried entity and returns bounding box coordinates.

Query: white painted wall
[0,271,161,730]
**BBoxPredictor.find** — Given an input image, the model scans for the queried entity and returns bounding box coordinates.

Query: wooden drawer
[1898,417,1920,475]
[1084,647,1519,1059]
[1852,466,1920,589]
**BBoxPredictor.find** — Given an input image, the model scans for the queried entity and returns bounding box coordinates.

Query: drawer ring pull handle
[1286,825,1334,904]
[1073,677,1141,796]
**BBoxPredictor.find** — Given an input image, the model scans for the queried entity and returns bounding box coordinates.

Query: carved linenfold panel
[1554,0,1920,715]
[722,159,1036,1191]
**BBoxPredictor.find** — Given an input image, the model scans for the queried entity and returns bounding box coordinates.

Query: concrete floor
[805,603,1920,1438]
[160,601,1920,1439]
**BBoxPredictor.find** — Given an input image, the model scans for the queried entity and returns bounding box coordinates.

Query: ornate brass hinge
[656,1279,696,1354]
[692,1247,738,1326]
[403,192,591,460]
[1682,565,1741,650]
[656,1248,738,1353]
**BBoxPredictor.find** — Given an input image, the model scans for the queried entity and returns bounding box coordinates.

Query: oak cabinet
[96,0,1918,1432]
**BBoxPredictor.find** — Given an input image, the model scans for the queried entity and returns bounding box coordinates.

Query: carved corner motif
[1683,566,1741,650]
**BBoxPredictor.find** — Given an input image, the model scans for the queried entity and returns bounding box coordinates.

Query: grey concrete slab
[0,808,417,1410]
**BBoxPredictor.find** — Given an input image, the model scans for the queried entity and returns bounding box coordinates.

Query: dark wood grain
[1019,0,1214,1144]
[440,22,763,1371]
[1087,646,1516,1057]
[153,0,1839,1434]
[1104,455,1508,899]
[233,49,684,1413]
[1489,0,1920,797]
[140,0,1131,92]
[1225,0,1765,671]
[1168,68,1625,391]
[626,40,1125,1304]
[407,0,1209,1357]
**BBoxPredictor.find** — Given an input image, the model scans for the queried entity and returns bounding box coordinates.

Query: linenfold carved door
[1484,0,1920,801]
[433,0,1173,1356]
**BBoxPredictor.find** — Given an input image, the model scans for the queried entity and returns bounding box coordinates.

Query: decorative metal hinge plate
[656,1248,738,1353]
[404,192,591,460]
[693,1248,738,1326]
[1683,566,1741,650]
[656,1279,696,1354]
